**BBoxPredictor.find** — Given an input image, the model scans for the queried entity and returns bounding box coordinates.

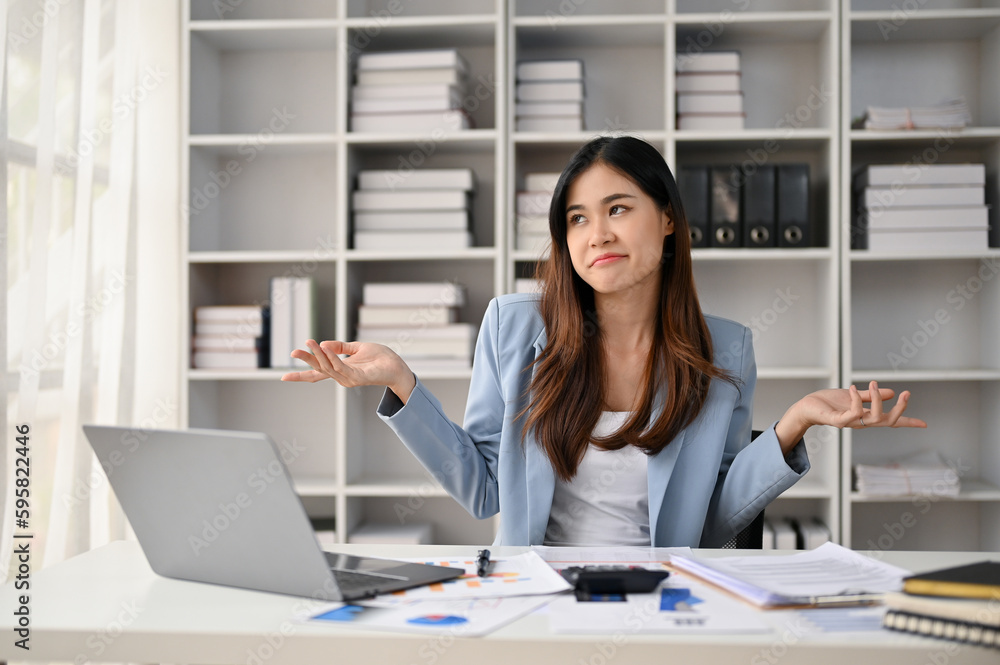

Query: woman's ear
[662,209,675,237]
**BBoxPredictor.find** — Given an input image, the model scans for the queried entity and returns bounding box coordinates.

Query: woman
[282,135,925,547]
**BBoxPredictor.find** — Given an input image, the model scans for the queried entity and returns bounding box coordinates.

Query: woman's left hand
[774,380,927,454]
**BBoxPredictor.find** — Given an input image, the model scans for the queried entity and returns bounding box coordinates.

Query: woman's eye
[569,214,585,225]
[610,204,627,215]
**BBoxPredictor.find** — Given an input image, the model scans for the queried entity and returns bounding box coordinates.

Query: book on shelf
[351,95,462,115]
[524,172,561,194]
[514,278,541,294]
[678,166,709,248]
[861,228,991,252]
[352,189,470,212]
[350,109,471,133]
[860,185,984,209]
[357,168,475,192]
[676,113,745,131]
[351,83,460,101]
[515,101,583,117]
[355,67,464,87]
[675,72,741,93]
[358,304,457,328]
[517,191,554,217]
[903,561,1000,600]
[347,522,434,545]
[356,48,468,74]
[355,323,476,360]
[354,211,470,232]
[676,92,744,115]
[855,97,972,131]
[675,50,741,74]
[192,304,269,369]
[515,232,550,254]
[882,591,1000,649]
[768,518,798,550]
[515,81,585,102]
[516,59,584,81]
[854,450,961,498]
[742,165,776,248]
[362,281,466,308]
[192,351,260,370]
[855,163,986,188]
[515,116,583,132]
[858,206,989,231]
[269,276,315,369]
[354,230,473,251]
[517,215,549,236]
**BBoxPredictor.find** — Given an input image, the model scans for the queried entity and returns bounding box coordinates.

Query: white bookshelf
[840,0,1000,552]
[180,0,997,551]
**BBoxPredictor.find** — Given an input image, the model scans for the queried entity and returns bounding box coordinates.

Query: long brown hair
[523,136,737,481]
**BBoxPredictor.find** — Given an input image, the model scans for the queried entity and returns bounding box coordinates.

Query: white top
[543,411,651,547]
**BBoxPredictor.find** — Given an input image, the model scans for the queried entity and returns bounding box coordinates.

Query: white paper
[365,551,573,605]
[670,542,910,607]
[547,575,771,634]
[303,596,554,636]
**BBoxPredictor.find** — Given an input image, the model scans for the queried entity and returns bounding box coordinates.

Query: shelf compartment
[677,140,834,248]
[189,29,337,135]
[188,379,338,481]
[344,496,496,546]
[346,142,497,249]
[514,22,666,133]
[345,381,472,491]
[849,22,1000,127]
[849,259,1000,372]
[850,500,997,552]
[514,0,664,18]
[188,144,338,253]
[347,0,498,18]
[188,260,338,346]
[189,1,339,21]
[674,19,836,131]
[694,259,837,370]
[847,381,1000,496]
[677,1,832,12]
[344,23,498,131]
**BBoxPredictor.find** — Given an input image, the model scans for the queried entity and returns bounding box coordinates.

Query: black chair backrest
[721,430,765,549]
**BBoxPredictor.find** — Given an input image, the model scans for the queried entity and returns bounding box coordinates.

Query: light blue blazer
[377,293,809,547]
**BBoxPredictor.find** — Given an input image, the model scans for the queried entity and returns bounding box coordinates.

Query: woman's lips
[591,253,625,267]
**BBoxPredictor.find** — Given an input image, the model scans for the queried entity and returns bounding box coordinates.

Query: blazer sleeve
[701,326,811,546]
[375,298,504,519]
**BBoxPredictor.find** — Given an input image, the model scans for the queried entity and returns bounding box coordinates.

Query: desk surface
[1,541,996,665]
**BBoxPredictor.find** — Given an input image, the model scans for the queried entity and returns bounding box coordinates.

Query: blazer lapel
[525,326,555,545]
[646,383,684,546]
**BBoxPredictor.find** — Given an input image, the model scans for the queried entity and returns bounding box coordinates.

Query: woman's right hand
[280,340,416,403]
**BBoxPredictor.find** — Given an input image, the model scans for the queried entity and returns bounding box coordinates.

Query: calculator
[560,565,670,594]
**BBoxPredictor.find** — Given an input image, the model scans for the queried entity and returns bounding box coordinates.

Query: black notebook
[903,560,1000,600]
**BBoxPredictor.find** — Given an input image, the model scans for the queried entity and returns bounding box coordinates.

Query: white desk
[0,541,996,665]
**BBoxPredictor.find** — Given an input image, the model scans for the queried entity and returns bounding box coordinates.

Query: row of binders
[678,164,811,248]
[852,163,990,252]
[191,276,315,370]
[354,281,475,372]
[352,168,475,251]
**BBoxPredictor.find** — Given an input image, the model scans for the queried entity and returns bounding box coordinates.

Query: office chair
[720,430,766,549]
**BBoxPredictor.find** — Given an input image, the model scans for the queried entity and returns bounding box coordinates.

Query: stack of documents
[670,542,909,608]
[855,450,961,498]
[855,98,971,130]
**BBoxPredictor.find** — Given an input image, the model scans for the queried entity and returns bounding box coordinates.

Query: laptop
[82,425,463,600]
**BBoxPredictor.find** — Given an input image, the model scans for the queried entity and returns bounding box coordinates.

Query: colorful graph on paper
[363,551,572,604]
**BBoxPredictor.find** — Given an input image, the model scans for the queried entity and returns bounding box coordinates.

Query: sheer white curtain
[2,0,180,579]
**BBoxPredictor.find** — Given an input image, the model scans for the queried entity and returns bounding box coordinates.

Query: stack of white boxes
[675,50,745,131]
[515,60,584,132]
[853,163,988,252]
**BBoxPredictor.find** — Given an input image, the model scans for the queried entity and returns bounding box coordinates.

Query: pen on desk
[476,549,494,578]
